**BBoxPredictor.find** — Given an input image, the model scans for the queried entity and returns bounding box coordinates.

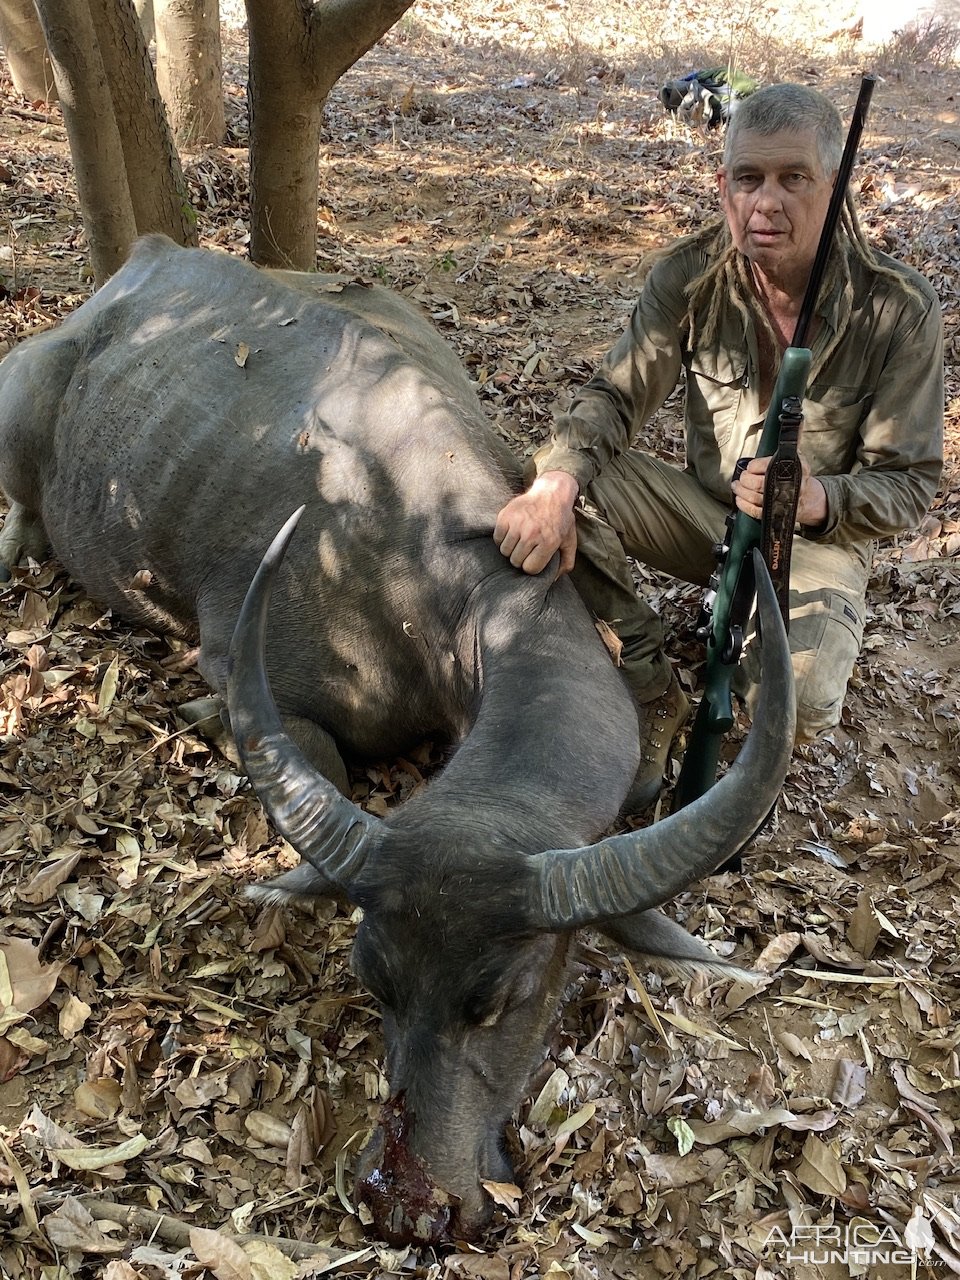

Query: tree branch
[305,0,416,88]
[0,1191,358,1263]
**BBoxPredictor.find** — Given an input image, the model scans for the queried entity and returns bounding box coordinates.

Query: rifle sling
[760,395,804,631]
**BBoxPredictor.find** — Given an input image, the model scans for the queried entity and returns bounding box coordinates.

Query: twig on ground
[0,1191,354,1264]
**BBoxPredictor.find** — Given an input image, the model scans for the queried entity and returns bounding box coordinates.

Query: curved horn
[227,507,376,894]
[528,550,795,930]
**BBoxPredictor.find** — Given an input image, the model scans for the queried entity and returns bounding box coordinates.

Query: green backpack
[659,67,759,128]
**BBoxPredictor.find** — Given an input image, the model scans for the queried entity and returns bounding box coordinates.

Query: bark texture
[245,0,416,268]
[156,0,226,145]
[0,0,58,101]
[88,0,198,247]
[33,0,137,283]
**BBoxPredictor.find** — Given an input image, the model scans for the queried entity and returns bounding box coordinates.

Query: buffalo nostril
[450,1188,495,1241]
[354,1096,455,1247]
[355,1163,454,1247]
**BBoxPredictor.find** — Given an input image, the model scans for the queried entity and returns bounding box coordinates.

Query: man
[494,83,944,808]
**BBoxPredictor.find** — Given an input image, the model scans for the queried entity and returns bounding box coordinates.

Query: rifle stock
[673,348,810,809]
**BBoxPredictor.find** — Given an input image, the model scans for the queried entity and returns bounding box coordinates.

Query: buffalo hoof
[178,696,237,761]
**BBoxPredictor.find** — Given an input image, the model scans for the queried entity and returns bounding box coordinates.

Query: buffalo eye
[464,966,538,1028]
[463,987,504,1028]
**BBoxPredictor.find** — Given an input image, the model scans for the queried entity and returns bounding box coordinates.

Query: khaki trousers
[568,451,869,740]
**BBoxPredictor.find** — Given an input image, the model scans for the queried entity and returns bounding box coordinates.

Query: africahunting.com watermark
[763,1217,941,1267]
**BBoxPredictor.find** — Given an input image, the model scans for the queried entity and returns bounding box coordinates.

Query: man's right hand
[493,470,580,576]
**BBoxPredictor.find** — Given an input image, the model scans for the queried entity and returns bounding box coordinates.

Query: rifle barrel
[792,73,877,349]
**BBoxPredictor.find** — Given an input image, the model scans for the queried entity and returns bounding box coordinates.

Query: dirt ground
[0,1,958,1278]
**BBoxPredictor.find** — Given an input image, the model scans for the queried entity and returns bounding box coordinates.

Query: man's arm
[807,287,944,544]
[734,282,943,544]
[493,470,580,575]
[733,454,828,527]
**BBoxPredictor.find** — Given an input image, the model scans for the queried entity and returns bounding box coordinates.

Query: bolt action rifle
[673,74,877,813]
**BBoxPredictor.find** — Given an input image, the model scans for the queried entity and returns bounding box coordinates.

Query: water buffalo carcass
[0,235,795,1245]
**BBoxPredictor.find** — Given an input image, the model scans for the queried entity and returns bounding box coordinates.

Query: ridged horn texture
[226,507,376,894]
[528,550,795,930]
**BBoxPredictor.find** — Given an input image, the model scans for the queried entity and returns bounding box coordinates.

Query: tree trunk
[87,0,198,246]
[33,0,137,283]
[246,0,321,270]
[245,0,416,269]
[0,0,58,101]
[155,0,226,146]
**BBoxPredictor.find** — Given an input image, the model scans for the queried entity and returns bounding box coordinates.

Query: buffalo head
[226,509,795,1243]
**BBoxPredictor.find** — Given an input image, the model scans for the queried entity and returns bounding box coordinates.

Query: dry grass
[873,14,960,75]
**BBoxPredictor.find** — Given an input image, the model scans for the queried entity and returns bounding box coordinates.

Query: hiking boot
[623,672,690,813]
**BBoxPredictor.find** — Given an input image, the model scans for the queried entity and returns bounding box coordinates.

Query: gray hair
[724,83,843,176]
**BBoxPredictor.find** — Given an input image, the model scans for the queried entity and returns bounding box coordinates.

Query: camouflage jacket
[536,236,944,563]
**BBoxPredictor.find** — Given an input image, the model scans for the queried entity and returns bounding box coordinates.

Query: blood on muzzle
[354,1094,457,1247]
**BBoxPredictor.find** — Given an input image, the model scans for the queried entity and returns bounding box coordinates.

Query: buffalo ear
[247,862,340,905]
[598,908,756,979]
[599,907,722,964]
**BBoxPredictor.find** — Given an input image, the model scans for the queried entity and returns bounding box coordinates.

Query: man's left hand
[732,454,828,527]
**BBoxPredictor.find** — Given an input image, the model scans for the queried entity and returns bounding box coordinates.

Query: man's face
[717,128,835,289]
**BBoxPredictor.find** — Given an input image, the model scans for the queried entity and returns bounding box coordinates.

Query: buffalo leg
[282,714,351,798]
[0,501,50,579]
[210,697,351,799]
